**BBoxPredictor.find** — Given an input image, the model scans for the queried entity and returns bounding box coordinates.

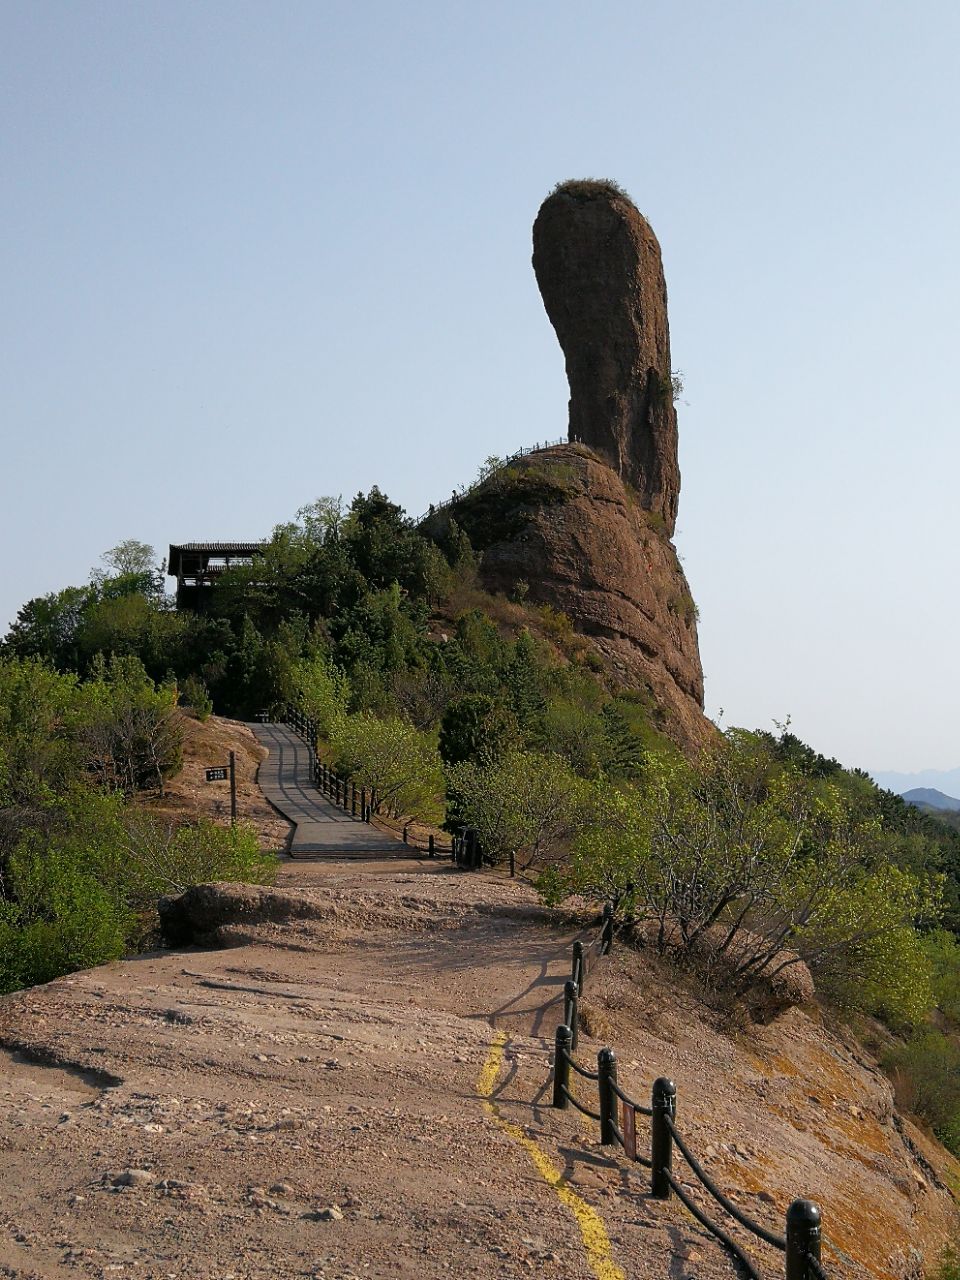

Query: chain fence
[549,909,831,1280]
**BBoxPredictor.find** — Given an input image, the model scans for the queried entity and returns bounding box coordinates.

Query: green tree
[329,713,444,822]
[100,540,157,578]
[445,750,589,868]
[549,731,940,1018]
[291,653,350,736]
[75,655,183,795]
[439,694,513,767]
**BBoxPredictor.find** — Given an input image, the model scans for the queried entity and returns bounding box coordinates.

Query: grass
[550,177,634,203]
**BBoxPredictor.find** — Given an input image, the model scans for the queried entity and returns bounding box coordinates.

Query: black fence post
[428,834,435,858]
[598,1048,618,1145]
[651,1077,677,1199]
[553,1025,573,1109]
[785,1200,821,1280]
[403,824,409,845]
[351,783,357,817]
[601,903,614,955]
[509,849,516,877]
[572,940,585,995]
[563,979,579,1050]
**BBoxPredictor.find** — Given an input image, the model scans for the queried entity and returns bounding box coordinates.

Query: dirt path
[1,861,957,1279]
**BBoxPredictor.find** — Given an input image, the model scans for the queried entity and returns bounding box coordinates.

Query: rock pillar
[532,181,680,536]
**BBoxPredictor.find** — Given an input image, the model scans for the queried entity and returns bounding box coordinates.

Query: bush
[77,655,183,794]
[550,177,633,202]
[0,790,275,991]
[290,653,350,737]
[445,749,589,868]
[122,813,274,934]
[884,1029,960,1155]
[541,731,940,1018]
[180,674,213,721]
[329,712,444,822]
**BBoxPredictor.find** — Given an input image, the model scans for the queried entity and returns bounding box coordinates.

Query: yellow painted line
[477,1030,625,1280]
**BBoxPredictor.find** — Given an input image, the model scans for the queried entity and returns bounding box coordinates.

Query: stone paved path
[247,721,406,857]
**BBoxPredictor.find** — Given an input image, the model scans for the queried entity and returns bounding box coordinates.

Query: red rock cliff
[437,444,710,752]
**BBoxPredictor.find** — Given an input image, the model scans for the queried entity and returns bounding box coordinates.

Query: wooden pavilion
[167,541,266,609]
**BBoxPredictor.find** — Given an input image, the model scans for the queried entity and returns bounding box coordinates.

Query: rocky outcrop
[533,181,680,535]
[159,882,330,947]
[424,185,709,750]
[433,443,711,751]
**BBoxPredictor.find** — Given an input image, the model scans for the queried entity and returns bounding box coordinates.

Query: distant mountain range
[901,788,960,812]
[871,767,960,798]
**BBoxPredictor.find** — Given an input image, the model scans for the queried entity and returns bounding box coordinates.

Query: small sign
[621,1101,637,1161]
[205,766,229,782]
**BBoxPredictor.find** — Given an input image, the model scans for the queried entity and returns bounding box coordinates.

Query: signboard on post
[204,752,238,823]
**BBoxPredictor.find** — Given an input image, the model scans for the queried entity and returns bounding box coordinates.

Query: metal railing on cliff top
[411,436,573,527]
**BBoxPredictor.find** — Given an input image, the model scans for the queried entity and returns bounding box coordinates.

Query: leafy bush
[446,750,589,868]
[0,789,274,992]
[121,812,274,928]
[884,1029,960,1154]
[541,731,940,1019]
[550,177,633,202]
[922,928,960,1021]
[329,712,444,822]
[77,655,183,794]
[290,653,350,736]
[180,674,213,721]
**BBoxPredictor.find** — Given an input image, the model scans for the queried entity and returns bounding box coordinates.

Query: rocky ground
[2,851,959,1280]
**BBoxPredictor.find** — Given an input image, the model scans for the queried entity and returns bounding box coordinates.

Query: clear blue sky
[2,0,957,774]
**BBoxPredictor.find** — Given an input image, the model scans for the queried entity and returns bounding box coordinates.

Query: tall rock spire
[532,181,680,536]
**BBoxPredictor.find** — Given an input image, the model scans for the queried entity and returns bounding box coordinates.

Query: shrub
[0,790,275,991]
[180,674,213,721]
[445,749,589,868]
[290,653,350,737]
[537,605,575,647]
[76,655,183,794]
[122,813,274,935]
[884,1029,960,1155]
[329,712,444,822]
[550,177,633,202]
[542,731,940,1017]
[439,694,512,768]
